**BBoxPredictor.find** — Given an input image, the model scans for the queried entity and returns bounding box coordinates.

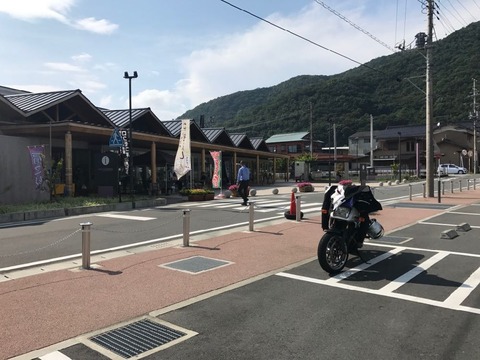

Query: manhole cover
[89,319,187,358]
[161,256,232,274]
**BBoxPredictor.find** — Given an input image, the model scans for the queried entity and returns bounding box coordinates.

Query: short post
[249,202,254,231]
[437,178,441,203]
[422,183,426,198]
[409,184,412,201]
[296,195,301,222]
[468,179,471,190]
[459,179,462,192]
[80,222,92,269]
[183,209,190,247]
[450,180,454,193]
[442,181,445,195]
[474,178,477,190]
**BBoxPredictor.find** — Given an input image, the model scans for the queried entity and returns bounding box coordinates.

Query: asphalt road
[0,176,471,271]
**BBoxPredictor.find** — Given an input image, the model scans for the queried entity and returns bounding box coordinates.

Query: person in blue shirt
[236,160,250,205]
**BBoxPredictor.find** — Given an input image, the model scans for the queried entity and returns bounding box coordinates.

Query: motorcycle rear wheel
[317,233,348,274]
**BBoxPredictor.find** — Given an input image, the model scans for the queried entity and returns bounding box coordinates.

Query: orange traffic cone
[289,192,296,215]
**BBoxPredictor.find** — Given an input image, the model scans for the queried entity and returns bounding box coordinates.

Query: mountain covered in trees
[180,21,480,146]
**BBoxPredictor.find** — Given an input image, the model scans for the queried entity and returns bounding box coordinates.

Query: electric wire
[312,0,397,52]
[219,0,390,77]
[453,0,476,22]
[443,0,469,26]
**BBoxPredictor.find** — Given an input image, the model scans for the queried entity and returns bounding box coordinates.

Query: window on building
[288,145,298,153]
[387,141,399,150]
[406,141,415,152]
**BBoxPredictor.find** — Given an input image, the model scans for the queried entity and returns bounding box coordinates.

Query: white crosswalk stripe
[174,199,322,214]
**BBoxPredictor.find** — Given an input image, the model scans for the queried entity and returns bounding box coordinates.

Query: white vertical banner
[174,119,191,179]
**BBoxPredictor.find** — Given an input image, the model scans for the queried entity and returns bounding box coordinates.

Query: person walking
[236,160,250,205]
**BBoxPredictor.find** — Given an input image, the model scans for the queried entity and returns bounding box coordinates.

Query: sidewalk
[2,182,480,359]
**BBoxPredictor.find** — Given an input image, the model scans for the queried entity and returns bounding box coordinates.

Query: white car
[437,164,467,175]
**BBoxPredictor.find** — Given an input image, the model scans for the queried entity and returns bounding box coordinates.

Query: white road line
[379,251,449,293]
[96,214,156,221]
[419,221,480,229]
[450,211,480,216]
[326,247,404,283]
[40,351,72,360]
[275,272,480,315]
[444,266,480,307]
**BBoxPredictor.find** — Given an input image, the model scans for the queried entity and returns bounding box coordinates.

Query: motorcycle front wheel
[317,232,348,274]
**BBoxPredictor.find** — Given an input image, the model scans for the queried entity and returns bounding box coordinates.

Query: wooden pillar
[273,156,277,183]
[201,148,206,173]
[65,131,73,196]
[256,155,260,184]
[233,152,237,183]
[151,142,157,184]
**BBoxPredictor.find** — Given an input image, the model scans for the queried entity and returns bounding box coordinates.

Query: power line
[219,0,390,76]
[312,0,397,52]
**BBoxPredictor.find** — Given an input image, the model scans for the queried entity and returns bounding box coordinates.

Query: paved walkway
[2,180,480,359]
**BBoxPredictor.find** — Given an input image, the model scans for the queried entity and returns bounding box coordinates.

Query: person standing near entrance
[236,161,250,205]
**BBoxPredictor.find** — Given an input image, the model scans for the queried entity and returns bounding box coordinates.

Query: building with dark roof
[0,87,288,205]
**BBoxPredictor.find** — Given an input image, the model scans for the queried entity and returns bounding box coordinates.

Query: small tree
[39,155,64,201]
[296,152,318,162]
[390,162,399,180]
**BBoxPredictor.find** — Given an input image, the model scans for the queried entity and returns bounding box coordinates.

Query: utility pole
[370,114,374,167]
[472,78,478,174]
[425,0,435,197]
[309,101,313,157]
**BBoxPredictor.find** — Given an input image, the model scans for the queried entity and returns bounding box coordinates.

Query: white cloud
[0,0,118,34]
[133,89,188,120]
[72,53,92,63]
[44,62,85,73]
[170,4,384,110]
[0,0,73,22]
[8,84,61,93]
[74,17,118,34]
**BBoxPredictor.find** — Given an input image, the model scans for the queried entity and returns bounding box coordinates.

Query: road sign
[109,128,124,147]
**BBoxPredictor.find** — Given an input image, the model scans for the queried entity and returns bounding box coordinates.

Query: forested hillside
[180,22,480,146]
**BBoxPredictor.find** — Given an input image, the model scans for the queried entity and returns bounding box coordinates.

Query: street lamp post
[355,137,359,179]
[398,132,402,182]
[124,71,138,207]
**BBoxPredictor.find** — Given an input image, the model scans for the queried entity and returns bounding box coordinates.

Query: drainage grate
[89,319,186,358]
[161,256,232,274]
[387,202,453,210]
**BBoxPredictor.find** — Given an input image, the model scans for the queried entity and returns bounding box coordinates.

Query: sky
[0,0,479,120]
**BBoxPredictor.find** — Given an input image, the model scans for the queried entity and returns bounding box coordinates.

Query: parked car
[437,164,467,175]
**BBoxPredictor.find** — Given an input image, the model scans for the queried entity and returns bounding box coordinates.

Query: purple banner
[27,145,45,189]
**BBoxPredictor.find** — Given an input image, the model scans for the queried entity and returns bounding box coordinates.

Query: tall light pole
[398,132,402,182]
[425,0,434,197]
[124,71,138,206]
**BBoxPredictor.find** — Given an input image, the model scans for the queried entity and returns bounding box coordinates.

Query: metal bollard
[249,202,254,231]
[450,180,454,193]
[459,179,462,192]
[442,181,445,195]
[468,179,470,191]
[80,222,92,269]
[475,178,477,190]
[409,184,412,201]
[422,183,426,198]
[183,209,190,247]
[437,179,441,203]
[296,195,301,222]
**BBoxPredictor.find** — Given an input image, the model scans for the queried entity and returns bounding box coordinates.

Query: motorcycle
[318,180,384,274]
